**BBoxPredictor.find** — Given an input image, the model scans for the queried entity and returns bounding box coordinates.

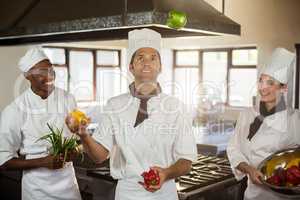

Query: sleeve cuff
[92,134,113,153]
[175,152,198,163]
[232,166,246,181]
[0,152,17,166]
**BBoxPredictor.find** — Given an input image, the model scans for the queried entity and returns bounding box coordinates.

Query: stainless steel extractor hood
[0,0,241,45]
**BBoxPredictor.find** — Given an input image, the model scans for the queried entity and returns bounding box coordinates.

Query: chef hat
[261,47,295,84]
[128,28,161,63]
[18,46,49,73]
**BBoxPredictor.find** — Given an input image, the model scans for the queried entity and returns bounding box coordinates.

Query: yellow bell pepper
[286,158,300,169]
[70,109,89,125]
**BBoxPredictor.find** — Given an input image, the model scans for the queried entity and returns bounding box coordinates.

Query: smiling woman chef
[0,47,81,200]
[227,48,300,200]
[66,28,197,200]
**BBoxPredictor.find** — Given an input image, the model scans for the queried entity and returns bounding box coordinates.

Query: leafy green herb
[37,123,83,165]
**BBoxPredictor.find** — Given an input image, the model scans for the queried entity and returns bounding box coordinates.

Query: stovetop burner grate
[176,155,234,193]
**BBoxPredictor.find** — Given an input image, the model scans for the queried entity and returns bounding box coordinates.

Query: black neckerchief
[129,82,161,127]
[247,96,286,141]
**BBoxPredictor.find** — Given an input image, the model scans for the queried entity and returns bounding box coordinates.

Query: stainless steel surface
[258,147,300,199]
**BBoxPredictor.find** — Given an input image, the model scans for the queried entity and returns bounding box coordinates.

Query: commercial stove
[75,154,242,200]
[176,155,241,200]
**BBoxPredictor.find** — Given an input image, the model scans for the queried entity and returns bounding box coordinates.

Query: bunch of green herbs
[37,123,82,164]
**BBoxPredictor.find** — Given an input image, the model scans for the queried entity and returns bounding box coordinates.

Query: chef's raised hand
[65,114,90,138]
[78,119,89,137]
[65,114,78,133]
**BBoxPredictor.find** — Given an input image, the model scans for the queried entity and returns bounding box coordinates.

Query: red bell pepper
[141,169,160,187]
[286,166,300,185]
[267,175,282,186]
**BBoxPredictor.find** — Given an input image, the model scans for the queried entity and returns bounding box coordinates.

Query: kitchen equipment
[79,154,239,200]
[258,147,300,199]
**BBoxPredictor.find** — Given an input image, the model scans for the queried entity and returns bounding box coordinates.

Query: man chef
[0,47,82,200]
[66,28,197,200]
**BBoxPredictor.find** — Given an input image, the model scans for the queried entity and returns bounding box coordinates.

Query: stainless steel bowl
[257,147,300,199]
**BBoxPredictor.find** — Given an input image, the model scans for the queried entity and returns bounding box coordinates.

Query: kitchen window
[69,50,94,102]
[173,50,200,106]
[43,47,122,105]
[173,48,257,107]
[95,50,122,105]
[229,49,257,107]
[43,47,68,91]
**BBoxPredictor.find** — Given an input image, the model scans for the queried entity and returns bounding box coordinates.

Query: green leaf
[38,123,79,159]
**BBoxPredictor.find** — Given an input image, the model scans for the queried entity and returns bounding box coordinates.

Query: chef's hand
[65,114,76,133]
[41,154,64,170]
[139,166,168,193]
[246,165,264,185]
[66,149,80,162]
[65,115,90,138]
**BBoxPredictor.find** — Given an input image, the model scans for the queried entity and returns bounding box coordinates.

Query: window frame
[43,46,69,91]
[43,46,121,103]
[173,50,202,96]
[173,47,257,107]
[95,49,122,105]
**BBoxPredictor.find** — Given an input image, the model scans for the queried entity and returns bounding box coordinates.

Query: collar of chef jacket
[263,109,288,133]
[129,82,162,127]
[248,105,289,134]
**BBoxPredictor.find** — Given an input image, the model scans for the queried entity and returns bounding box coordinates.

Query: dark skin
[0,59,65,171]
[25,59,55,99]
[1,155,65,171]
[66,48,192,193]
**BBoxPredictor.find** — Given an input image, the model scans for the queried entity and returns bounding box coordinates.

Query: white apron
[22,162,81,200]
[113,118,179,200]
[93,93,197,200]
[19,88,81,200]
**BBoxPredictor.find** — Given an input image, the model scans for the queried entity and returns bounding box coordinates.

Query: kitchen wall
[0,0,300,113]
[172,0,300,67]
[0,46,31,111]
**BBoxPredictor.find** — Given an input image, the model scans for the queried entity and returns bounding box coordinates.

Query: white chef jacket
[227,107,300,200]
[0,87,81,200]
[93,92,197,200]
